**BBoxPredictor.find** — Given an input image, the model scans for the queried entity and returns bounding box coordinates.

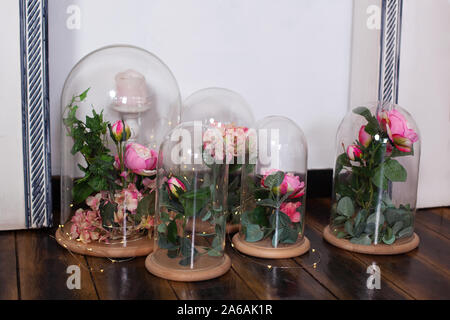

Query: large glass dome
[181,87,255,232]
[233,116,310,259]
[59,45,181,255]
[145,122,231,281]
[327,102,421,251]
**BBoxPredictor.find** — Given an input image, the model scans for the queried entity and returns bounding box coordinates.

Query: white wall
[48,0,353,175]
[399,0,450,208]
[0,0,26,229]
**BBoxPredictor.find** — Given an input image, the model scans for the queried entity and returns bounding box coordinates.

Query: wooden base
[145,251,231,282]
[323,225,420,255]
[55,224,154,258]
[231,233,310,259]
[185,219,240,234]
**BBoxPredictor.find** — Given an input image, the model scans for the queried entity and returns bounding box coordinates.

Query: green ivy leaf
[336,197,354,217]
[264,171,285,189]
[350,234,372,245]
[245,224,264,242]
[382,226,395,244]
[384,159,407,182]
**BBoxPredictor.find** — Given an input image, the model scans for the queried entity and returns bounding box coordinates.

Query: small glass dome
[146,122,231,281]
[329,102,420,248]
[181,87,255,232]
[59,45,181,252]
[234,116,309,258]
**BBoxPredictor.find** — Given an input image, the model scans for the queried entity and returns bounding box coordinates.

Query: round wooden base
[185,219,240,234]
[55,224,154,258]
[231,233,310,259]
[323,225,420,255]
[145,251,231,282]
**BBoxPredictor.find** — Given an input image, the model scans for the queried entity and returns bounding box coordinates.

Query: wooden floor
[1,198,449,300]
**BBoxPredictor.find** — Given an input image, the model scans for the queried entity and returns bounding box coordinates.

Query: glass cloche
[325,102,421,253]
[232,116,310,259]
[58,45,181,257]
[181,87,255,233]
[145,122,231,281]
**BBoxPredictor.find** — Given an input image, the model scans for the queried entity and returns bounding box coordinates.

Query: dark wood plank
[416,207,450,240]
[226,243,335,300]
[307,198,450,300]
[85,256,177,300]
[0,231,19,299]
[16,229,98,299]
[169,267,258,300]
[293,226,412,299]
[413,222,450,275]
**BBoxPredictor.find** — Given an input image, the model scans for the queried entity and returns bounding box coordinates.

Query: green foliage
[331,106,416,245]
[63,89,116,204]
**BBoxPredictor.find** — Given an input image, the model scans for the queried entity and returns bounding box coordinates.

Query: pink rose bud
[358,125,372,148]
[347,145,362,161]
[167,177,187,198]
[110,120,131,142]
[280,201,302,223]
[392,134,414,152]
[124,142,158,176]
[377,109,418,152]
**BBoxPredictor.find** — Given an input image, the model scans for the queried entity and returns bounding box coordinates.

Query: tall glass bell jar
[181,87,255,233]
[57,45,181,257]
[145,122,231,281]
[324,102,421,254]
[232,116,310,259]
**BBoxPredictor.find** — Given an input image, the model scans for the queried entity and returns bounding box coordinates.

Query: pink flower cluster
[203,122,251,163]
[346,108,418,161]
[261,169,305,223]
[261,169,305,199]
[70,193,107,244]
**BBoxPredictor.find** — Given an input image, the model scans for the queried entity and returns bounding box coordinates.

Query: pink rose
[358,125,372,148]
[280,201,301,223]
[125,142,158,176]
[261,170,305,199]
[167,177,187,198]
[110,120,131,143]
[378,109,418,152]
[347,145,362,161]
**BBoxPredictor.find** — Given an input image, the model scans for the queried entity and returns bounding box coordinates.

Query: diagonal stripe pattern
[20,0,52,228]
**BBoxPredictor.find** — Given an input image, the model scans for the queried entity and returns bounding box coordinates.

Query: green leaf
[264,171,285,189]
[135,193,155,223]
[279,227,299,244]
[79,88,90,101]
[398,226,414,239]
[157,223,167,233]
[201,210,212,222]
[372,165,388,190]
[72,181,94,204]
[344,220,354,237]
[382,226,395,244]
[207,236,224,256]
[392,221,404,235]
[256,198,278,208]
[167,221,178,244]
[336,231,347,239]
[332,216,347,225]
[336,197,354,217]
[99,200,116,226]
[157,234,179,250]
[245,224,264,242]
[350,234,372,245]
[384,159,407,182]
[179,187,211,217]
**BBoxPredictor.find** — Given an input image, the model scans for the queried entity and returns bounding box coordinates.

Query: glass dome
[233,116,309,258]
[329,102,421,248]
[145,122,231,281]
[59,45,181,254]
[181,87,255,232]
